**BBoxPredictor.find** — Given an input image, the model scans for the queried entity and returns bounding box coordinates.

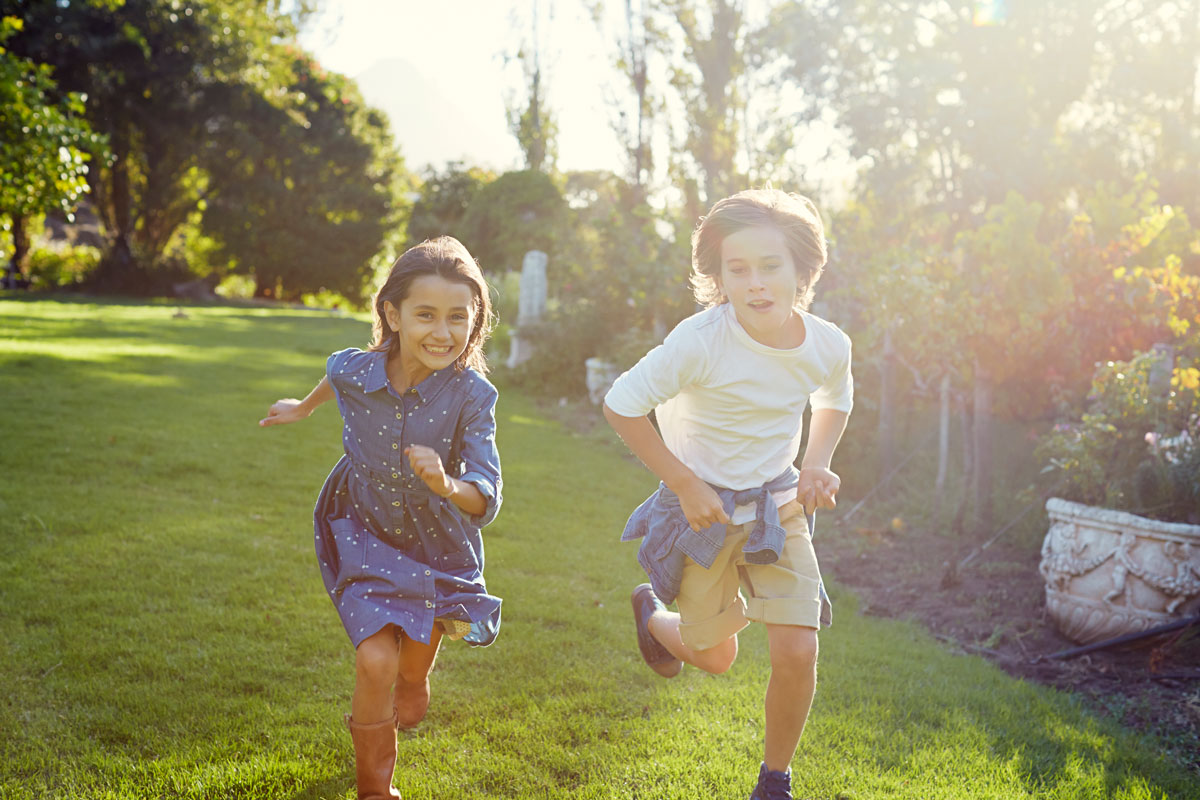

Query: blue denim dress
[314,348,502,648]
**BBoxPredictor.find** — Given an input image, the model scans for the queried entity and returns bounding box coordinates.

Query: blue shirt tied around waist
[620,465,832,627]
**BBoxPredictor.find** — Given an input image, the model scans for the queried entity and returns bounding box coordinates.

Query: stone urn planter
[1039,498,1200,645]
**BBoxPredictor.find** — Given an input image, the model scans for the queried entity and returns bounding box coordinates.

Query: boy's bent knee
[692,636,738,674]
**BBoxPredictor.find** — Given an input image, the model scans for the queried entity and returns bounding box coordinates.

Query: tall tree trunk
[876,327,896,483]
[953,394,973,536]
[9,213,31,284]
[933,371,951,525]
[254,272,278,299]
[1185,0,1199,213]
[89,119,141,292]
[971,359,994,535]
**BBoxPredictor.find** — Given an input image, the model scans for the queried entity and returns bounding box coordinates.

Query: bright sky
[298,1,626,175]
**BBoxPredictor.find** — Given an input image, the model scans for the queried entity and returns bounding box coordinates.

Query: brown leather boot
[344,713,402,800]
[392,675,431,730]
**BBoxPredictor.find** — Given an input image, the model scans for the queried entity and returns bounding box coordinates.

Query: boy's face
[717,225,804,348]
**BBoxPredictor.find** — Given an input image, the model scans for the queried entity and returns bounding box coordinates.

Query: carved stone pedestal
[1039,498,1200,645]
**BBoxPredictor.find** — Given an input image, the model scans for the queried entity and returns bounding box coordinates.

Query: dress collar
[363,349,456,401]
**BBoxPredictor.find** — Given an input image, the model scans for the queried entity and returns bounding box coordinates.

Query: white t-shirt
[604,303,853,523]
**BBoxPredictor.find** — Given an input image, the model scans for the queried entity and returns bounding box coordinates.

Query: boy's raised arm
[797,407,849,511]
[603,403,731,532]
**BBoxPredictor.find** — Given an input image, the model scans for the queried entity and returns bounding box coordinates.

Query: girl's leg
[648,610,738,674]
[393,626,443,728]
[762,624,818,772]
[348,626,403,800]
[352,625,402,724]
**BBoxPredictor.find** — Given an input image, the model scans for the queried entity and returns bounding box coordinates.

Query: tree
[659,0,747,209]
[944,193,1073,532]
[405,163,496,249]
[2,0,305,290]
[459,170,567,276]
[200,51,403,302]
[0,16,104,287]
[506,0,557,173]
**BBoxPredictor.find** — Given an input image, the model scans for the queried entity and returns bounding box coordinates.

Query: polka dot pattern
[312,348,504,648]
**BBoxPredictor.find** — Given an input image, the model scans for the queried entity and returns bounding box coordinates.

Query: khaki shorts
[676,500,823,651]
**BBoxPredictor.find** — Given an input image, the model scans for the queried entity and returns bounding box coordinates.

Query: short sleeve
[456,382,503,528]
[326,348,374,390]
[604,318,710,417]
[808,333,853,412]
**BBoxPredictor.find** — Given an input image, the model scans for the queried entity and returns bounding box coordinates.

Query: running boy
[603,189,852,800]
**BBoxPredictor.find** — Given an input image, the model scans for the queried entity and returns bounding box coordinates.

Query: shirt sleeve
[325,348,359,418]
[603,318,709,417]
[808,332,854,412]
[456,382,503,528]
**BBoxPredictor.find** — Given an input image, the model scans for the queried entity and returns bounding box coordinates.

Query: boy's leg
[647,523,754,675]
[352,625,402,724]
[648,610,738,674]
[393,626,443,729]
[762,624,818,771]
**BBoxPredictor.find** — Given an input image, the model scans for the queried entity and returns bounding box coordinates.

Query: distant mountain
[353,57,519,172]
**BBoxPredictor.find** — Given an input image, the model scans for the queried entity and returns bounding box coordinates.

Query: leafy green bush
[1036,348,1200,523]
[508,302,612,400]
[26,241,101,288]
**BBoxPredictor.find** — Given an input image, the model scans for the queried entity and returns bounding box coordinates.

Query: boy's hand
[797,467,840,513]
[259,399,309,427]
[405,445,454,498]
[674,475,731,532]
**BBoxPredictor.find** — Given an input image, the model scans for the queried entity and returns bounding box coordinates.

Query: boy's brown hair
[690,189,828,311]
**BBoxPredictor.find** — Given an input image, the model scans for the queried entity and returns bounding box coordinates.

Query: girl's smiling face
[384,274,477,382]
[717,224,805,348]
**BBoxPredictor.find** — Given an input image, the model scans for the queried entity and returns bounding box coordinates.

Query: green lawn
[1,296,1195,800]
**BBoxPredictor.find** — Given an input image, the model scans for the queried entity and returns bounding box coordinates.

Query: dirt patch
[817,517,1200,775]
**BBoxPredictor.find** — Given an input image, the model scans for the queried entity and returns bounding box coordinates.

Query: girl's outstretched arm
[259,376,335,427]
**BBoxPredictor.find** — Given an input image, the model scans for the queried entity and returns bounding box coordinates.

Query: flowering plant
[1036,348,1200,524]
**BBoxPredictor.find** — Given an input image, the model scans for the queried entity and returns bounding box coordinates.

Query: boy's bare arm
[603,403,731,532]
[259,376,335,427]
[798,408,849,511]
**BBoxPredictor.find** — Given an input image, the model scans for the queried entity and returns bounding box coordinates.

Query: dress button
[424,569,431,576]
[394,528,402,535]
[392,443,398,450]
[396,413,402,419]
[392,501,401,507]
[392,472,398,478]
[425,600,433,608]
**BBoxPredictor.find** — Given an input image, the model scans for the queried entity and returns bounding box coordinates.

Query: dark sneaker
[631,583,683,678]
[749,762,792,800]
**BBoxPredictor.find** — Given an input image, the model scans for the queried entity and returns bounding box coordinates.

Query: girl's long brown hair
[368,236,495,373]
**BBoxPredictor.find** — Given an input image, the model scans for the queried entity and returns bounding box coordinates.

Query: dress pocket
[329,517,370,581]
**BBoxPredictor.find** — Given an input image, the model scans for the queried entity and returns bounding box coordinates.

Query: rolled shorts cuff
[678,594,749,651]
[744,586,822,630]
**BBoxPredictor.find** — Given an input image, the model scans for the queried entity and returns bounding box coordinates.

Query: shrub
[26,241,101,288]
[1036,348,1200,523]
